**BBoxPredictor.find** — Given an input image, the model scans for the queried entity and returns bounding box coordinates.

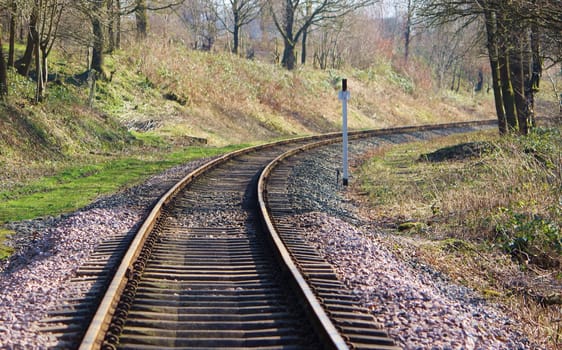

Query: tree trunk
[498,49,518,132]
[282,39,296,70]
[0,34,8,97]
[490,57,507,134]
[107,0,116,52]
[483,8,507,134]
[527,23,541,130]
[301,0,312,65]
[34,33,43,103]
[497,10,518,132]
[135,0,148,40]
[450,64,457,91]
[301,25,308,65]
[281,0,296,70]
[41,49,48,93]
[17,10,38,77]
[91,9,105,77]
[116,0,121,49]
[8,0,17,67]
[233,11,240,54]
[452,68,463,93]
[510,38,528,135]
[475,70,484,92]
[404,0,412,63]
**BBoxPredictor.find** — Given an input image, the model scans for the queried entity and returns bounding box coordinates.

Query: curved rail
[257,119,502,349]
[78,119,497,349]
[79,133,351,349]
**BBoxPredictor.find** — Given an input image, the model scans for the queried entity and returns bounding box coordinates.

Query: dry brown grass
[107,39,496,146]
[353,128,562,349]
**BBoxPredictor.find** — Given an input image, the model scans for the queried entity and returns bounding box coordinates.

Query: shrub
[494,206,561,269]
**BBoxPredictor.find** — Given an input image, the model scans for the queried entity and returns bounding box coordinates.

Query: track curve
[41,120,497,349]
[79,137,351,350]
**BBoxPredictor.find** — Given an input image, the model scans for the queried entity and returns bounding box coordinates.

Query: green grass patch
[0,144,244,224]
[130,131,167,147]
[0,228,15,261]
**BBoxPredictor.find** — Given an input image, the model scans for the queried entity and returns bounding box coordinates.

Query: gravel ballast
[286,138,544,350]
[0,130,545,349]
[0,159,208,349]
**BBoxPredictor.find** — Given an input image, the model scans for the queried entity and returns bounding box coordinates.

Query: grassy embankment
[0,39,494,259]
[354,127,561,348]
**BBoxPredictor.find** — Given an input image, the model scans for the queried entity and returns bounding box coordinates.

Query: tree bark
[484,9,507,133]
[233,10,240,54]
[91,4,105,77]
[280,0,296,69]
[301,25,309,65]
[17,10,38,77]
[0,34,8,97]
[34,30,43,103]
[135,0,148,40]
[8,0,17,67]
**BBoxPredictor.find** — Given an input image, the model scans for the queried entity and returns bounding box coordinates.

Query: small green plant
[7,67,35,100]
[46,84,79,104]
[0,228,15,260]
[327,69,343,89]
[388,69,414,94]
[494,206,561,267]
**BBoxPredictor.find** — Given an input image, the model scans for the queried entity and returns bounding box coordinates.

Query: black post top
[342,79,347,91]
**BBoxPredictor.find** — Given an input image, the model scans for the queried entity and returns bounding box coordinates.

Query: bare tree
[106,0,120,51]
[269,0,377,70]
[127,0,185,40]
[135,0,148,39]
[418,0,562,135]
[177,0,219,51]
[421,20,481,89]
[35,0,65,101]
[213,0,262,54]
[5,0,63,101]
[312,19,345,69]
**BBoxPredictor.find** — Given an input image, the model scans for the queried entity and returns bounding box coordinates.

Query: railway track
[42,120,496,349]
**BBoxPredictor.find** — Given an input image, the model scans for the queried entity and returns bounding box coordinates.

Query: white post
[338,79,350,186]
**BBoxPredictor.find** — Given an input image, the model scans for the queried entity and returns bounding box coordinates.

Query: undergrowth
[355,127,562,349]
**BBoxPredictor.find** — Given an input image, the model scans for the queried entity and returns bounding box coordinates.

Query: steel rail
[78,119,497,349]
[78,133,349,350]
[256,119,501,349]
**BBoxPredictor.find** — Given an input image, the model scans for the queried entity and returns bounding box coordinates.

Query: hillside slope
[105,41,494,146]
[0,40,495,186]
